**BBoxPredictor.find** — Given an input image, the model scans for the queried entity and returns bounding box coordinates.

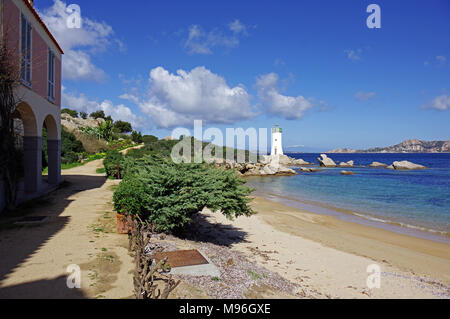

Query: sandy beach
[191,195,450,298]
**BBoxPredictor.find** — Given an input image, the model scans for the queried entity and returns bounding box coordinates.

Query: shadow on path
[0,174,106,298]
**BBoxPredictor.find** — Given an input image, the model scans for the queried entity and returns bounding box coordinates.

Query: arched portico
[42,114,61,185]
[15,102,41,194]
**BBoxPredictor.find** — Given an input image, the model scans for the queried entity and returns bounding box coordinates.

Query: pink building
[0,0,63,210]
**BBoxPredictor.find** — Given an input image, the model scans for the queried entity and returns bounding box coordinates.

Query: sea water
[246,153,450,243]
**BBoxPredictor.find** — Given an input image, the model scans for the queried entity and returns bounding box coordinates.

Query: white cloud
[436,55,447,64]
[355,91,376,101]
[345,49,362,61]
[62,88,147,129]
[62,50,106,82]
[124,66,255,129]
[424,94,450,111]
[255,73,317,120]
[229,19,247,35]
[39,0,116,82]
[184,21,250,55]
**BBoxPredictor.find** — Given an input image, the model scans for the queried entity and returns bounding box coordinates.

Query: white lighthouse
[271,125,284,156]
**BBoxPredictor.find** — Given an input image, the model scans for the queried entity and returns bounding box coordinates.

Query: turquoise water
[246,153,450,242]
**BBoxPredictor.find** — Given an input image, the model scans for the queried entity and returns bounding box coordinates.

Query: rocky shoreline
[208,153,428,177]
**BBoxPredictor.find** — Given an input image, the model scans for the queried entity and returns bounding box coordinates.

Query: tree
[90,110,106,119]
[131,131,143,143]
[114,120,132,133]
[61,108,78,118]
[80,112,88,119]
[0,36,21,208]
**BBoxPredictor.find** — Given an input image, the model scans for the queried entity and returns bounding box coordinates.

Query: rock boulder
[317,154,337,167]
[369,161,388,168]
[390,161,427,170]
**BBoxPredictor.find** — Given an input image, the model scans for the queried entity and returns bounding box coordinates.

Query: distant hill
[328,139,450,153]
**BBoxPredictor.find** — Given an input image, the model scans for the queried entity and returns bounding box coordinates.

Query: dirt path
[0,157,135,299]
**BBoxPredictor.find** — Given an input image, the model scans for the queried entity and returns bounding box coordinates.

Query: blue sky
[37,0,450,152]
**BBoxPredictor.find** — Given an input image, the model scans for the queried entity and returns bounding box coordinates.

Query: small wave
[351,212,450,237]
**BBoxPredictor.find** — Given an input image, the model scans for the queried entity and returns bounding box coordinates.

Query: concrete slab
[168,250,221,278]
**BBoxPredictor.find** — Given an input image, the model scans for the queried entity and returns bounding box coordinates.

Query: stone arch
[13,102,40,193]
[42,114,61,185]
[43,114,59,140]
[15,102,38,137]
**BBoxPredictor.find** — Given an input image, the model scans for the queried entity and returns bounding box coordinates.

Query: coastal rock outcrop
[389,161,427,170]
[339,160,354,167]
[276,154,311,166]
[317,154,337,167]
[369,161,388,167]
[341,170,355,175]
[208,155,297,176]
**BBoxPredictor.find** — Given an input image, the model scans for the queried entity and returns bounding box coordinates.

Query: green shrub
[61,108,78,118]
[59,127,85,164]
[113,155,254,232]
[80,112,88,119]
[103,150,124,179]
[62,127,85,155]
[61,151,79,164]
[142,135,158,145]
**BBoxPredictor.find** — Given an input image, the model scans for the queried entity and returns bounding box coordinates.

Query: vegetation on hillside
[43,108,142,171]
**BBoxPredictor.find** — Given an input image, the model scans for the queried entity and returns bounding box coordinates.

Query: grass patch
[96,168,106,174]
[248,270,262,280]
[211,276,220,281]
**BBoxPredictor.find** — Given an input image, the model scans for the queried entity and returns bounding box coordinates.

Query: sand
[198,196,450,299]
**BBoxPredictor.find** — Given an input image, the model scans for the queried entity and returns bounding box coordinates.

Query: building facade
[0,0,63,211]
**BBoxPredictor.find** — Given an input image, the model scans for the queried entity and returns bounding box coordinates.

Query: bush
[60,127,85,164]
[61,151,79,164]
[142,135,158,145]
[62,108,79,118]
[80,112,88,119]
[107,139,133,151]
[113,155,254,232]
[103,150,124,179]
